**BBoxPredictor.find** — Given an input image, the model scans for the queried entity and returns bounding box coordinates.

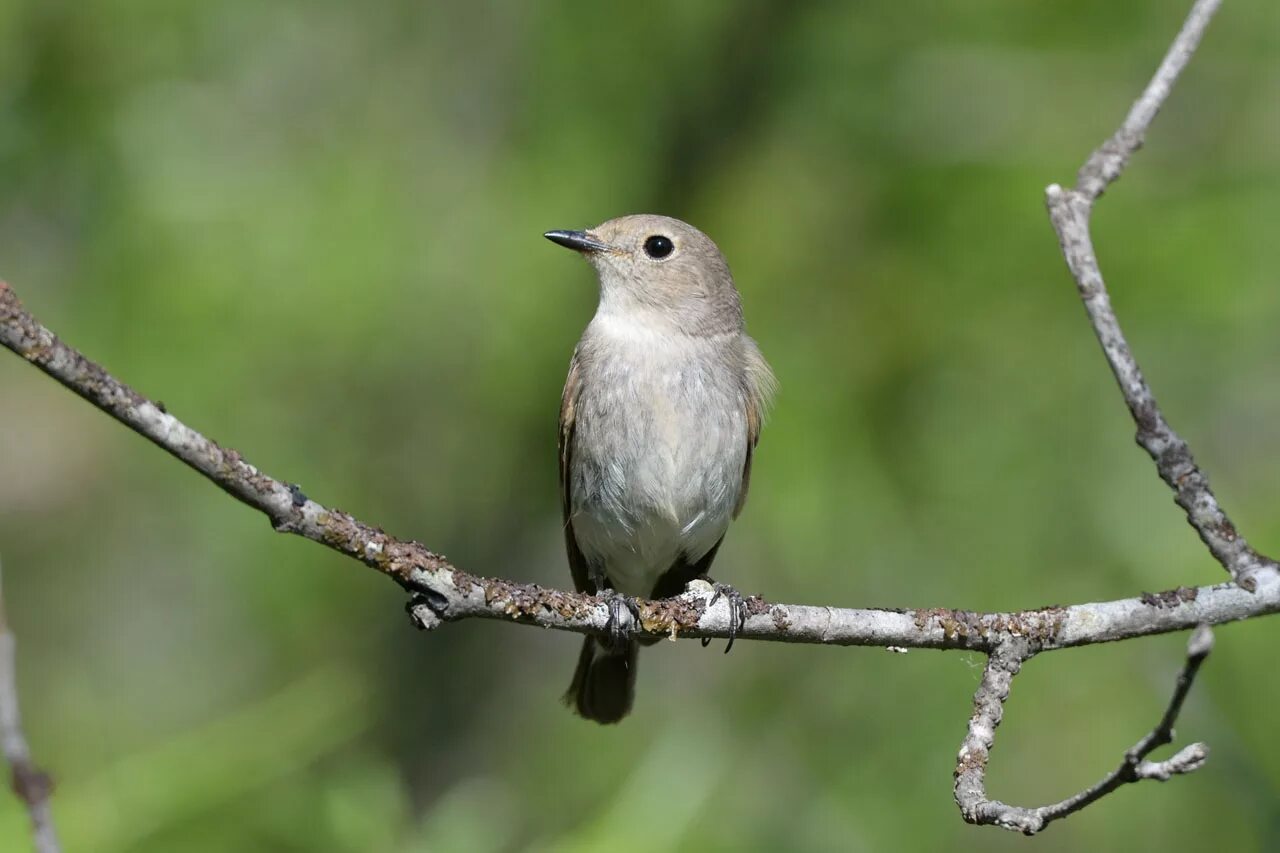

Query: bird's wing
[733,336,777,519]
[559,350,594,594]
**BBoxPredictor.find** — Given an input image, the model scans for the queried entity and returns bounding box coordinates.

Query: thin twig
[1075,0,1225,202]
[953,641,1029,832]
[1045,0,1275,591]
[955,627,1213,834]
[0,560,61,853]
[1,281,1277,655]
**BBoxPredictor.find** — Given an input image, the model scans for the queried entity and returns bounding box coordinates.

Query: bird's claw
[702,582,748,653]
[603,592,641,651]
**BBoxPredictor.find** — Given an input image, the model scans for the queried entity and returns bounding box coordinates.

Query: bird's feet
[702,582,748,653]
[602,592,641,651]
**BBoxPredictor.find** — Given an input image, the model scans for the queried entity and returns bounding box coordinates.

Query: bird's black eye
[643,235,674,259]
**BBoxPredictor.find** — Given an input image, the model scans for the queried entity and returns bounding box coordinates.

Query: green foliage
[1,0,1278,849]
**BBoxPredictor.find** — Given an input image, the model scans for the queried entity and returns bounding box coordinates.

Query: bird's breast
[568,318,748,595]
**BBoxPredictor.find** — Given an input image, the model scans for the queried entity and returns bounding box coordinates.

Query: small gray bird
[545,214,775,724]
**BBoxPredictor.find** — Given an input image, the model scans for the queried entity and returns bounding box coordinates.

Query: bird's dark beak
[544,229,609,253]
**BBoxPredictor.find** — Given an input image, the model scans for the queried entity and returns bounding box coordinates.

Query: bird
[545,214,775,724]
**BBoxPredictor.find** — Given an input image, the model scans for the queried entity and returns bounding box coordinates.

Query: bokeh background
[1,1,1278,850]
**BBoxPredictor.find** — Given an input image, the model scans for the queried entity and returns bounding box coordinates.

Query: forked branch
[955,0,1272,830]
[956,627,1214,834]
[1046,0,1273,591]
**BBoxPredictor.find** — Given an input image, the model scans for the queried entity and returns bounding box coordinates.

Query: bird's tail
[565,636,637,724]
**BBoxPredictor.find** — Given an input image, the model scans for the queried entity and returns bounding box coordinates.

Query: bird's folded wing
[559,351,594,594]
[734,336,777,519]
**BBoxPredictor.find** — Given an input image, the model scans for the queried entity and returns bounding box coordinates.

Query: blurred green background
[1,0,1278,850]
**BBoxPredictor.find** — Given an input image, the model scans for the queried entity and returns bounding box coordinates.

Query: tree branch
[0,560,61,853]
[949,0,1267,830]
[1,280,1276,656]
[955,626,1214,834]
[1045,0,1273,591]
